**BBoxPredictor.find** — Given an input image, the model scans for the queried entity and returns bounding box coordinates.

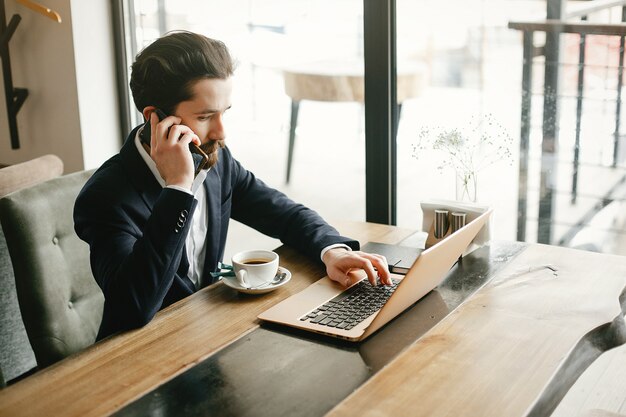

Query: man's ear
[142,106,157,122]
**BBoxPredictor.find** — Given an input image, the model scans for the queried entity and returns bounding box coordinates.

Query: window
[117,0,626,256]
[395,0,626,256]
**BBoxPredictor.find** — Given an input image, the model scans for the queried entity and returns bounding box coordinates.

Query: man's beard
[200,140,225,168]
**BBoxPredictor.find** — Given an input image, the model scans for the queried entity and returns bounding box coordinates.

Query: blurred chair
[0,154,64,197]
[0,169,104,369]
[0,154,63,385]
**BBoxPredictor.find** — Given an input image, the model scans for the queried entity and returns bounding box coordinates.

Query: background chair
[0,154,63,385]
[0,154,64,197]
[0,169,104,369]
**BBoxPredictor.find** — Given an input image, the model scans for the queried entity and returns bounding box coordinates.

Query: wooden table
[1,221,626,417]
[329,243,626,417]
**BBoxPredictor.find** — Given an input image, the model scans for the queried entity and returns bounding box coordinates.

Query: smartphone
[139,109,210,176]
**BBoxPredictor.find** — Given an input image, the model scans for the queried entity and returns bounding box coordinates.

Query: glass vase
[455,170,477,202]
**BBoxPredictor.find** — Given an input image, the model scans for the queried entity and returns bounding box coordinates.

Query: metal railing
[509,0,626,245]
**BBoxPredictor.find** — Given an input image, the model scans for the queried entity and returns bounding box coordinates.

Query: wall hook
[1,0,61,149]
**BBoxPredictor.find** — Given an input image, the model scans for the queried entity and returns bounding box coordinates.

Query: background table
[282,60,427,182]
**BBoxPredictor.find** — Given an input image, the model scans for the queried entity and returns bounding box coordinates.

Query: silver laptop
[259,209,492,342]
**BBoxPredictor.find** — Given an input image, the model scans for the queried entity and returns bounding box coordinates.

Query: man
[74,31,390,340]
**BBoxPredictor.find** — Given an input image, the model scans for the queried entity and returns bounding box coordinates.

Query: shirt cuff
[165,184,193,196]
[320,244,352,262]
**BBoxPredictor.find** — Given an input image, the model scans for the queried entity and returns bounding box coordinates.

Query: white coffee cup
[232,250,279,289]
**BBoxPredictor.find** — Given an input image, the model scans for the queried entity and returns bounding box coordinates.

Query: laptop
[258,209,492,342]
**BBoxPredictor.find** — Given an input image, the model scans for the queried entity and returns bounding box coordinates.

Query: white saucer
[221,266,291,294]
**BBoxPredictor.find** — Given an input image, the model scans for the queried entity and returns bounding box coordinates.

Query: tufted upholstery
[0,155,64,385]
[0,169,104,368]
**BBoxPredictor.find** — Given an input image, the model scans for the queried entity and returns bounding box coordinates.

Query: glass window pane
[397,0,626,256]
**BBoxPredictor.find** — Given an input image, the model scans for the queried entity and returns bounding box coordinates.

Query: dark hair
[130,31,235,115]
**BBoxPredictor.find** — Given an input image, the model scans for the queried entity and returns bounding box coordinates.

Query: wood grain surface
[327,244,626,417]
[0,221,413,417]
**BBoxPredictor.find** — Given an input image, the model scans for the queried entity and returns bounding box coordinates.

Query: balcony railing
[509,0,626,247]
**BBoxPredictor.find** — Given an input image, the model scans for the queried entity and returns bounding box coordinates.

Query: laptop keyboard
[299,278,400,331]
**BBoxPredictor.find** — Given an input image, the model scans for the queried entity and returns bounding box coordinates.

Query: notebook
[258,209,492,342]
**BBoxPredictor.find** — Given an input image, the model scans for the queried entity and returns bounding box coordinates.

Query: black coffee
[243,259,272,265]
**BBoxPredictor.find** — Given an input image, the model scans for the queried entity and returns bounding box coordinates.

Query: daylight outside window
[124,0,626,257]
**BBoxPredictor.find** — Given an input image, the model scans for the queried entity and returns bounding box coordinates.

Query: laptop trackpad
[361,242,422,274]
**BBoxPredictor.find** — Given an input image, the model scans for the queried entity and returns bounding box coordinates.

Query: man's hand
[149,112,201,190]
[322,248,392,287]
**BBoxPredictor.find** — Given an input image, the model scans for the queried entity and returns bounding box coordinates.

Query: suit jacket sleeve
[74,170,197,335]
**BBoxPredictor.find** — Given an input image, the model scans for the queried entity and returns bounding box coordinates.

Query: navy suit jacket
[74,127,358,339]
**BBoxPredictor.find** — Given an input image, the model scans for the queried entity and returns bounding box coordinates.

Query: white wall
[0,0,120,173]
[70,0,120,170]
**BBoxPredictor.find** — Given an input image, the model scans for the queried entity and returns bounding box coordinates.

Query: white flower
[412,114,513,178]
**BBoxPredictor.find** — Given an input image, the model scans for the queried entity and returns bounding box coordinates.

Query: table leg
[286,100,300,183]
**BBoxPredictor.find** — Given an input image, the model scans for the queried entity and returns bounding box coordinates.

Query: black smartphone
[139,109,209,176]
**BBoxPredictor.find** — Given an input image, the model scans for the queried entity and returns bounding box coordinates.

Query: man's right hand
[322,248,392,287]
[149,111,201,190]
